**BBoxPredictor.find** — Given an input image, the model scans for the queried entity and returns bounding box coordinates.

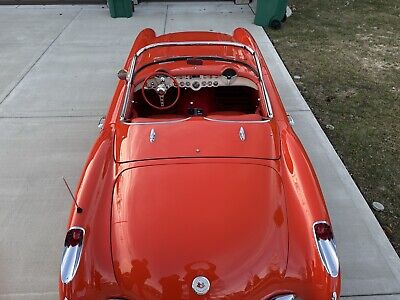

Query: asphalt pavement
[0,2,399,299]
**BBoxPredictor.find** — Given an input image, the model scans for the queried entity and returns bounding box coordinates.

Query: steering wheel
[141,72,180,110]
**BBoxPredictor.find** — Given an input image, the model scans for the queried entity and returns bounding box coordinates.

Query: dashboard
[134,74,257,92]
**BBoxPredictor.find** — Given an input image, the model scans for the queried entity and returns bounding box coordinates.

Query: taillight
[65,228,83,247]
[314,222,334,240]
[313,221,339,277]
[61,227,85,284]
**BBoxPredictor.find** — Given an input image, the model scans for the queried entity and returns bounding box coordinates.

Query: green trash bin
[254,0,288,28]
[108,0,133,18]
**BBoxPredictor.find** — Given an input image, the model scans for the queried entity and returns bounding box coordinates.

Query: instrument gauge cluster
[176,75,222,91]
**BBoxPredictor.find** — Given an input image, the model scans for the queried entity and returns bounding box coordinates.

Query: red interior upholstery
[130,112,262,123]
[206,112,263,121]
[131,114,186,123]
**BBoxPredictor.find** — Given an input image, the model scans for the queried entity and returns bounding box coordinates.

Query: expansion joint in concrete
[247,2,255,14]
[0,7,83,106]
[163,4,169,34]
[341,292,400,298]
[0,114,101,119]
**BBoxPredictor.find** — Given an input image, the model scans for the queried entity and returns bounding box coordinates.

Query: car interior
[123,67,265,123]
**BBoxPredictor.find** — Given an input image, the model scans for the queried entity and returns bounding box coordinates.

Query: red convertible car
[59,28,341,300]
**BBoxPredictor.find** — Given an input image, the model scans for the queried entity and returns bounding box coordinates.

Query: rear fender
[59,128,121,299]
[279,127,341,299]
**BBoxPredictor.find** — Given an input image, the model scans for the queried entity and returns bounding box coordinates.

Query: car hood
[111,162,288,298]
[113,118,280,163]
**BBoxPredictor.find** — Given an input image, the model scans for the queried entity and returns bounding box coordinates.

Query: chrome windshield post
[252,52,273,118]
[120,54,137,121]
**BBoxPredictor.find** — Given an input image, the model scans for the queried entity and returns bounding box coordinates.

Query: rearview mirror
[117,69,128,81]
[98,116,105,129]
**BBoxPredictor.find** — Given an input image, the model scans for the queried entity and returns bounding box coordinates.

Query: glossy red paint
[59,28,341,300]
[111,163,288,299]
[113,118,280,162]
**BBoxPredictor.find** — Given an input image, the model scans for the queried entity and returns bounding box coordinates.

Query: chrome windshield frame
[120,41,273,122]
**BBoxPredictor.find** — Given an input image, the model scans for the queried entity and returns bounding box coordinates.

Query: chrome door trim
[121,117,192,125]
[203,117,271,124]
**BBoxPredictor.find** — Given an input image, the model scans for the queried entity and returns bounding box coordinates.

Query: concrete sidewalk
[0,3,399,299]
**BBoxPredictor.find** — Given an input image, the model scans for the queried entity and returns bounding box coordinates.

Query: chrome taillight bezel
[271,294,296,300]
[313,221,339,277]
[60,226,85,284]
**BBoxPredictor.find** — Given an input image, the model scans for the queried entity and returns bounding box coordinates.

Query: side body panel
[279,126,341,299]
[59,127,120,299]
[234,28,341,298]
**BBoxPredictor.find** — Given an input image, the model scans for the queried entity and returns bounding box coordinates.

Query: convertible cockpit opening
[119,41,274,123]
[124,73,262,122]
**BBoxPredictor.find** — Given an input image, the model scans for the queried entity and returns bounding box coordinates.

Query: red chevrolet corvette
[59,28,341,300]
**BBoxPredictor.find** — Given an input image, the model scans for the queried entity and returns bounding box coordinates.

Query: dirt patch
[266,0,400,254]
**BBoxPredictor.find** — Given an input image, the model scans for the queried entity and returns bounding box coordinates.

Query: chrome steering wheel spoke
[159,95,165,107]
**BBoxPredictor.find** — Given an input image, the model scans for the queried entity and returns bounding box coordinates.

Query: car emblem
[192,276,210,295]
[239,126,246,141]
[149,128,156,143]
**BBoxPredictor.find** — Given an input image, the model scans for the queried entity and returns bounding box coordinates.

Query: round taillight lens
[65,228,83,247]
[314,222,333,240]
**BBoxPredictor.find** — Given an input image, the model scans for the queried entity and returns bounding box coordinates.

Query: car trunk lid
[111,162,288,297]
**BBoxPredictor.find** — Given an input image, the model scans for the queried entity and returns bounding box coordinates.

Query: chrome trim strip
[136,41,256,57]
[123,116,269,125]
[313,221,340,278]
[60,226,85,284]
[120,41,273,122]
[204,117,271,124]
[122,117,192,125]
[252,50,273,118]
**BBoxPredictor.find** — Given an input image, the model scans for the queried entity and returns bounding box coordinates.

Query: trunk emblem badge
[239,126,246,141]
[149,128,156,143]
[192,276,210,295]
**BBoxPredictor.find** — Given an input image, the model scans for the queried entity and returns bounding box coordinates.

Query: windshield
[134,56,259,78]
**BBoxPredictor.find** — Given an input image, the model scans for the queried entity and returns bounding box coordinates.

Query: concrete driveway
[0,2,399,299]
